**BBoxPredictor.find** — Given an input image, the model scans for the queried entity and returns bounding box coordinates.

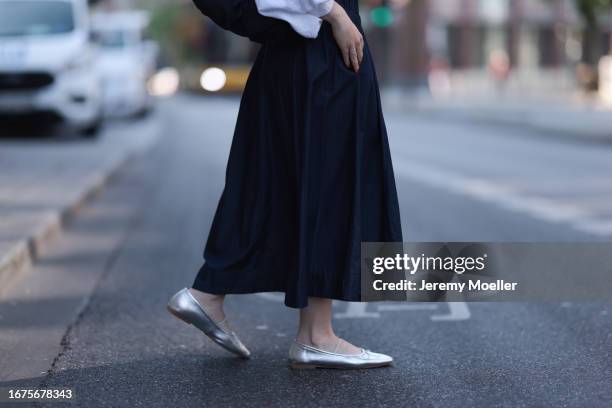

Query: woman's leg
[168,288,250,358]
[188,289,229,329]
[296,297,362,355]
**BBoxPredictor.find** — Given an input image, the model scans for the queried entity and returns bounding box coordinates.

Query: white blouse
[255,0,334,39]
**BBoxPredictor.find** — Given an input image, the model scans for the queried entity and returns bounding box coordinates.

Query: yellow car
[182,64,251,94]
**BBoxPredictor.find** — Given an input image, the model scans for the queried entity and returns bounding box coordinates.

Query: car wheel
[134,93,153,119]
[81,118,103,138]
[133,104,150,119]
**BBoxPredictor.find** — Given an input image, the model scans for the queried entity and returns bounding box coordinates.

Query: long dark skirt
[191,0,403,308]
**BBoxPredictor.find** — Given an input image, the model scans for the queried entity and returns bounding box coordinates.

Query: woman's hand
[322,2,363,73]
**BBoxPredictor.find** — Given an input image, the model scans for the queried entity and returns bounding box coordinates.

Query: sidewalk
[382,91,612,143]
[0,116,161,292]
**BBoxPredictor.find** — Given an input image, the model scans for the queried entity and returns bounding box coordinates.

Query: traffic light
[370,3,393,28]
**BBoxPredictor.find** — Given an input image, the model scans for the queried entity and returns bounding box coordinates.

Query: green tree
[576,0,612,27]
[574,0,612,90]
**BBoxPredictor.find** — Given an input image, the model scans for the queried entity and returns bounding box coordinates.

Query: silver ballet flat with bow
[167,288,250,359]
[288,340,393,369]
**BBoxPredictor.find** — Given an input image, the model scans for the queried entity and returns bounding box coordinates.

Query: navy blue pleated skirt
[192,0,403,308]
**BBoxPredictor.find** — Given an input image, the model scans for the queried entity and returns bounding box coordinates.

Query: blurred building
[426,0,580,69]
[95,0,612,97]
[371,0,612,96]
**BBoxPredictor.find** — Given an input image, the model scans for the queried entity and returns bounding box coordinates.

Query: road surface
[1,95,610,407]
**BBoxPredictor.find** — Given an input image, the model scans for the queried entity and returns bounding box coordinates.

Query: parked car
[91,11,157,118]
[0,0,103,136]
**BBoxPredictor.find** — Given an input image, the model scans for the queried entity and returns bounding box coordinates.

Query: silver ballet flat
[288,340,393,370]
[167,288,251,359]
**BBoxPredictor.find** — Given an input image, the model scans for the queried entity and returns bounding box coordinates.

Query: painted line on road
[256,294,471,321]
[378,304,438,311]
[394,157,612,237]
[335,302,381,319]
[431,302,471,321]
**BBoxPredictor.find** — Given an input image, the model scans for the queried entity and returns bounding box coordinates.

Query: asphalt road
[1,95,611,407]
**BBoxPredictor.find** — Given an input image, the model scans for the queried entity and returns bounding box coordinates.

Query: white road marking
[377,303,472,321]
[574,219,612,235]
[377,304,439,311]
[431,302,471,321]
[335,302,381,319]
[256,293,285,302]
[506,178,612,193]
[256,294,471,322]
[394,157,612,236]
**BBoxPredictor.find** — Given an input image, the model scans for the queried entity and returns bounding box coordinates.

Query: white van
[0,0,103,136]
[92,11,157,117]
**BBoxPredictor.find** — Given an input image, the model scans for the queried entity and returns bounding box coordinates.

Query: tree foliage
[576,0,612,27]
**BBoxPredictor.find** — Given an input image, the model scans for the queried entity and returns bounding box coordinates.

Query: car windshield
[93,31,127,49]
[0,1,75,37]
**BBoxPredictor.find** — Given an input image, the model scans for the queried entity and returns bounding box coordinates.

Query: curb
[382,97,612,145]
[0,150,145,293]
[409,108,612,145]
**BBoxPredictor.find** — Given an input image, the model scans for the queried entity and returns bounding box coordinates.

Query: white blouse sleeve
[255,0,334,39]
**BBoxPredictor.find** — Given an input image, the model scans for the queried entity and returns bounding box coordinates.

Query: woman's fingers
[342,47,351,69]
[351,35,364,72]
[350,46,359,73]
[358,38,364,64]
[326,6,365,73]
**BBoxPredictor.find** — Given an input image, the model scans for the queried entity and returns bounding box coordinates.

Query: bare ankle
[189,289,224,303]
[187,289,226,324]
[296,330,336,348]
